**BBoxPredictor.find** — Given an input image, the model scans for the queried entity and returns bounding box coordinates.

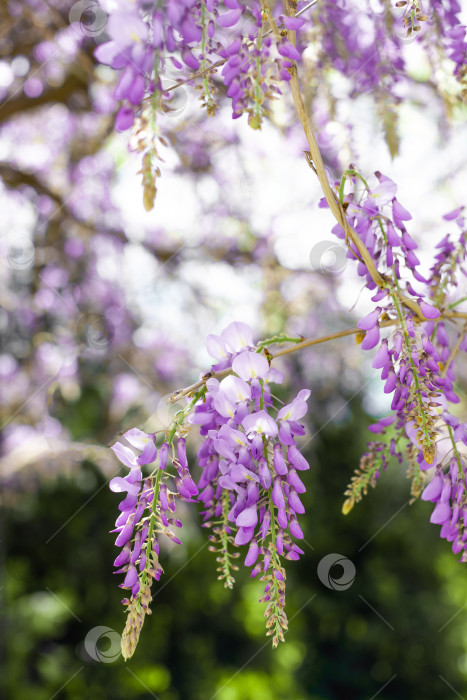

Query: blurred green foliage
[4,390,467,700]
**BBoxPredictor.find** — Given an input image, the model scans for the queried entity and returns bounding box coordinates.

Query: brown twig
[168,306,467,403]
[442,310,467,320]
[169,320,396,402]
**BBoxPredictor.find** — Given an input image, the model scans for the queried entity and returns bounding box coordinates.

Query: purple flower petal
[282,15,305,30]
[122,565,138,589]
[219,375,251,403]
[273,444,288,475]
[234,526,255,545]
[287,468,306,493]
[111,441,137,469]
[358,308,381,331]
[232,351,269,381]
[261,509,271,540]
[421,475,443,502]
[115,518,134,547]
[372,340,390,369]
[430,501,451,525]
[361,324,380,350]
[242,410,277,437]
[258,457,272,489]
[109,476,140,495]
[115,105,135,131]
[278,41,301,61]
[272,477,285,510]
[244,538,259,566]
[289,516,304,539]
[222,322,254,353]
[217,9,242,27]
[288,489,305,514]
[287,445,310,471]
[236,505,258,528]
[392,198,412,223]
[419,300,440,320]
[138,440,157,465]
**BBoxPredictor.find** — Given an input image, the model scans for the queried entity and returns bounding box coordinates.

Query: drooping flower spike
[110,427,199,659]
[110,322,312,656]
[192,340,311,646]
[94,1,467,210]
[103,3,467,655]
[332,172,467,557]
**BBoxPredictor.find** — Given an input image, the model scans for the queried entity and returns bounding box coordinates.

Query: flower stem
[449,296,467,309]
[141,386,206,587]
[447,424,463,477]
[338,169,369,205]
[389,285,432,457]
[200,2,215,114]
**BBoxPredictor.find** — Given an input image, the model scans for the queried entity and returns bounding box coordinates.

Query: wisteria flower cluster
[192,323,310,645]
[327,172,467,558]
[95,0,307,208]
[93,0,467,209]
[103,0,467,663]
[110,427,198,658]
[110,322,311,657]
[96,0,304,127]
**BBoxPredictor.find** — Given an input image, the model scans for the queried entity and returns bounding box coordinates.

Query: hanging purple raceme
[94,0,467,128]
[420,414,467,558]
[191,322,310,646]
[93,0,467,212]
[110,428,198,659]
[432,0,467,88]
[95,1,307,130]
[109,321,312,656]
[93,0,310,209]
[107,208,466,659]
[329,171,467,559]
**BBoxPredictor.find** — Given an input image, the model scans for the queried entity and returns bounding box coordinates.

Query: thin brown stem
[168,320,397,402]
[443,310,467,320]
[270,325,365,358]
[260,0,282,42]
[168,306,467,403]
